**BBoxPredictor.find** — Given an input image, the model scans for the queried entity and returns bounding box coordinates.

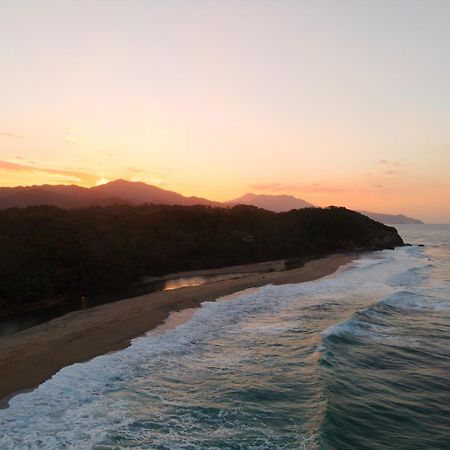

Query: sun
[95,177,110,186]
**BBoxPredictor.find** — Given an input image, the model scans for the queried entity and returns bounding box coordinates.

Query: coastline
[0,252,357,406]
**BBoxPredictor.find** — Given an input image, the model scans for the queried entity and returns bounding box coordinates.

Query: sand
[0,253,356,406]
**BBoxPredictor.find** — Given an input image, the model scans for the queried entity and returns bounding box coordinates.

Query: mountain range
[0,179,220,209]
[227,194,423,224]
[0,179,423,224]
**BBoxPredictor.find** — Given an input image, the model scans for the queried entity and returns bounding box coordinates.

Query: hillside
[0,180,219,209]
[91,179,219,206]
[0,204,403,317]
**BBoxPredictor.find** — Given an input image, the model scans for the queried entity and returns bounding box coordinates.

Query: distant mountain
[227,193,423,223]
[0,185,126,209]
[91,179,218,206]
[0,182,425,224]
[0,180,219,209]
[228,193,314,212]
[0,187,68,208]
[358,211,423,224]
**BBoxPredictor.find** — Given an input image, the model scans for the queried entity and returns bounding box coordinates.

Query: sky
[0,0,449,222]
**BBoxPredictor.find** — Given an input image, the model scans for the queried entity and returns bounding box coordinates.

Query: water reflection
[163,274,246,291]
[0,273,249,337]
[163,276,207,290]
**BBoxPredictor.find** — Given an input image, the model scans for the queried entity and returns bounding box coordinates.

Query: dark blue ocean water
[1,224,449,449]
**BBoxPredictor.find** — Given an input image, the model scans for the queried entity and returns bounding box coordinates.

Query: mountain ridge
[0,180,423,223]
[358,210,423,225]
[0,180,219,209]
[228,192,314,211]
[228,192,423,224]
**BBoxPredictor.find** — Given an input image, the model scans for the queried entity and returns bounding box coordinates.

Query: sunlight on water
[163,276,207,290]
[163,274,248,291]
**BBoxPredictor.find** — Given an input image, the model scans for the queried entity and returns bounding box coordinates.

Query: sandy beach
[0,253,356,406]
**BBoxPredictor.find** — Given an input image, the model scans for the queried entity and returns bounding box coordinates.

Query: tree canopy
[0,204,402,314]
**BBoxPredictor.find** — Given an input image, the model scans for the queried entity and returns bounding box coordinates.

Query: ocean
[1,224,449,449]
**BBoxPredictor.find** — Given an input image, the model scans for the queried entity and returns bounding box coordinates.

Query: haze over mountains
[0,179,423,223]
[229,193,422,224]
[357,211,423,225]
[228,193,314,211]
[228,194,422,224]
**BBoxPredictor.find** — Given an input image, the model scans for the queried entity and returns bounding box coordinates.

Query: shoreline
[0,252,357,407]
[0,259,288,336]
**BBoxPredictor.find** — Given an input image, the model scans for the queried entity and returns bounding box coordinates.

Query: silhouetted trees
[0,204,402,313]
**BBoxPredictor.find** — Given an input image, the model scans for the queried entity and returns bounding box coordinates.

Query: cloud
[0,159,98,185]
[8,156,38,165]
[250,182,350,193]
[65,136,78,145]
[377,160,403,176]
[1,132,24,139]
[251,182,285,191]
[64,128,80,145]
[98,148,119,157]
[48,174,83,183]
[126,166,145,174]
[0,160,35,172]
[124,167,168,186]
[378,159,401,167]
[298,184,350,193]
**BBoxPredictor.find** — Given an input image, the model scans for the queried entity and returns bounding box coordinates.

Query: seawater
[1,224,449,449]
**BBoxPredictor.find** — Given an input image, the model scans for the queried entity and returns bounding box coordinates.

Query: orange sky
[1,1,449,222]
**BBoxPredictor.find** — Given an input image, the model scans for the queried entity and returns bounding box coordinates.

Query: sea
[0,224,449,449]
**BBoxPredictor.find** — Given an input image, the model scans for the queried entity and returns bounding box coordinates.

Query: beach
[0,253,355,405]
[2,230,450,449]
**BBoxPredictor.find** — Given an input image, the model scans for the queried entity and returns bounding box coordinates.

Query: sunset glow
[1,1,449,222]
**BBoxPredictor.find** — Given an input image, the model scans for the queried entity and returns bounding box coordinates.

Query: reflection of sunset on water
[163,276,207,291]
[163,274,248,291]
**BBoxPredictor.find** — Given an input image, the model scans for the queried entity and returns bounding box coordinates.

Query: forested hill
[0,205,403,314]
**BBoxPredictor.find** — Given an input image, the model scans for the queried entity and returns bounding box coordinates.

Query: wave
[318,277,450,449]
[2,245,448,449]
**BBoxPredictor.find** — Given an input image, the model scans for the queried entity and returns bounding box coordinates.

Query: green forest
[0,204,403,314]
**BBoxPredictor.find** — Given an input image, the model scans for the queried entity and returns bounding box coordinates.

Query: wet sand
[0,253,356,406]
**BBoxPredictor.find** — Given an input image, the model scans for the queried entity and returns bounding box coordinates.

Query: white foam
[0,247,429,449]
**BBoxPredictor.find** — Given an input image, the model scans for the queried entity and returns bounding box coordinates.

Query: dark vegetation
[0,204,403,315]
